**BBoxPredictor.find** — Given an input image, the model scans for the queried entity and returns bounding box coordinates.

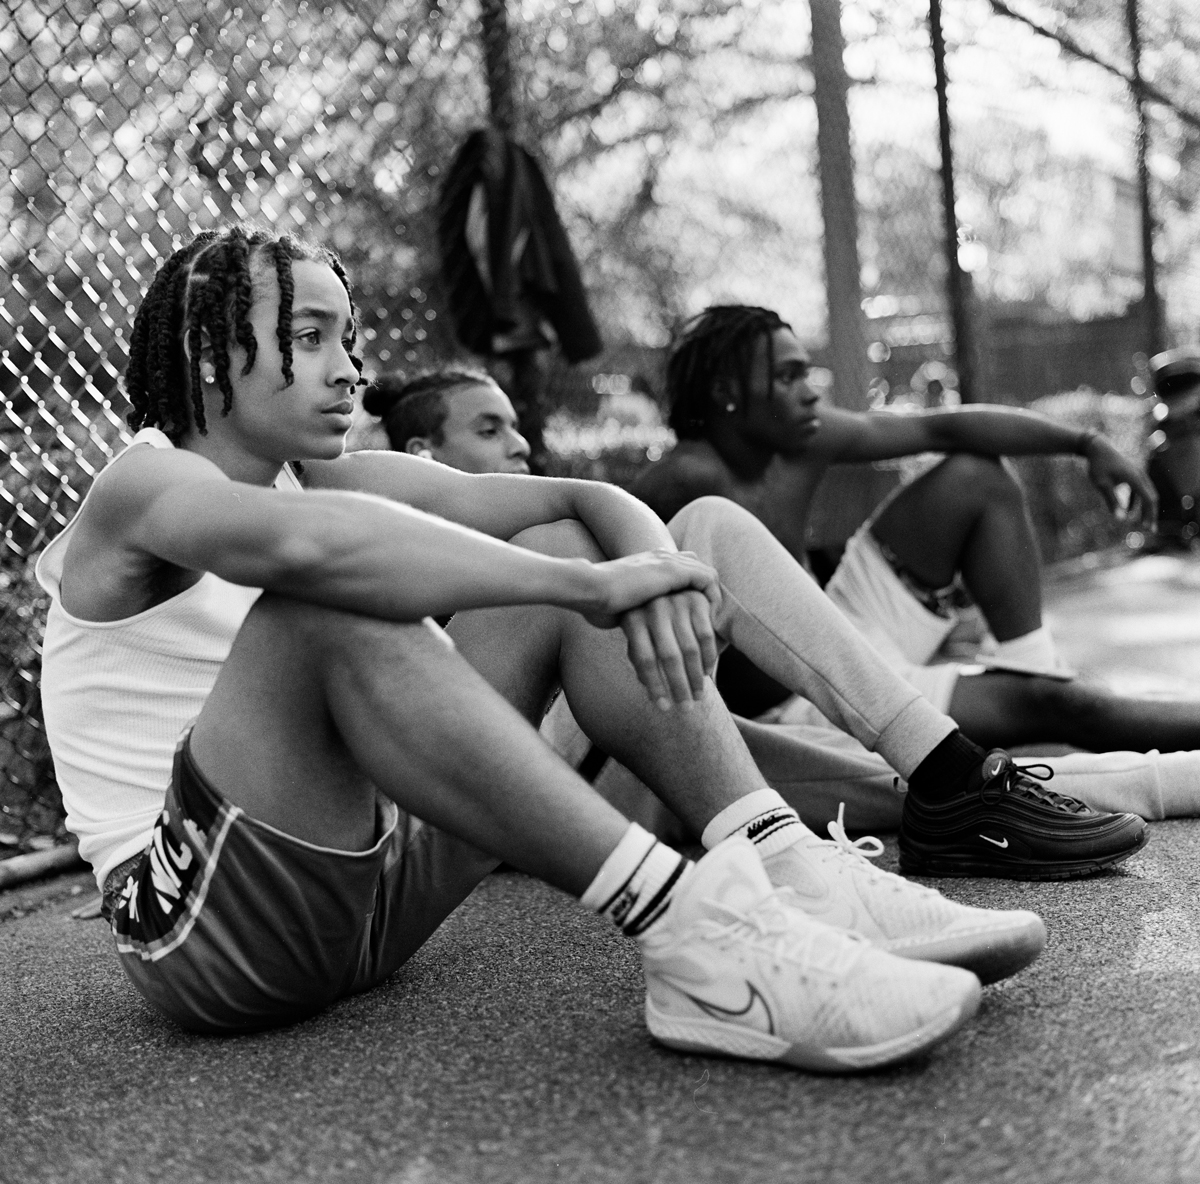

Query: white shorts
[822,524,964,713]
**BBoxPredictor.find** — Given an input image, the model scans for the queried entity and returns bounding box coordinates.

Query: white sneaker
[974,654,1077,680]
[638,837,982,1073]
[762,805,1047,985]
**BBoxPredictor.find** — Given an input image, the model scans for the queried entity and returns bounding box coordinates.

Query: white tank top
[36,427,302,888]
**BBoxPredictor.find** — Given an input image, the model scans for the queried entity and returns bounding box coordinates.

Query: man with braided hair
[629,305,1200,819]
[38,224,1066,1070]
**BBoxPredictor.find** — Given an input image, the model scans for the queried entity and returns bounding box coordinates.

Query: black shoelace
[979,755,1092,814]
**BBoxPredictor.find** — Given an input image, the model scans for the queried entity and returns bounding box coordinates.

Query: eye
[295,328,321,346]
[775,362,810,384]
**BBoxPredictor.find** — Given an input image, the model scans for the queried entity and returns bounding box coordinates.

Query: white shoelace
[814,804,941,899]
[826,802,886,861]
[701,890,868,975]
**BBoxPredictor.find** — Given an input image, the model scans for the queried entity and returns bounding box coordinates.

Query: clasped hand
[582,549,721,709]
[1086,436,1158,528]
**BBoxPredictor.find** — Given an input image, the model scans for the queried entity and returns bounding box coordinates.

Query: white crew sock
[987,625,1060,671]
[580,822,692,937]
[700,788,808,859]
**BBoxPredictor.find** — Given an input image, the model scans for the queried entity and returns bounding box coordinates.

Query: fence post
[1125,0,1164,356]
[929,0,981,403]
[480,0,516,135]
[809,0,870,411]
[477,0,550,469]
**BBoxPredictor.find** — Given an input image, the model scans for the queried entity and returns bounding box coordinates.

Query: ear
[711,375,738,414]
[405,438,435,460]
[182,329,217,389]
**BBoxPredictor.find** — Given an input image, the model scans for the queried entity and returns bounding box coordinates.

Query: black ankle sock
[908,731,986,803]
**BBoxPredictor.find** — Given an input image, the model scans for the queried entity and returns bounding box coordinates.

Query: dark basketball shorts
[107,730,498,1034]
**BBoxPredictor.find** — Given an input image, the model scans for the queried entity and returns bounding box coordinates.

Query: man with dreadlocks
[35,225,1066,1070]
[629,305,1200,825]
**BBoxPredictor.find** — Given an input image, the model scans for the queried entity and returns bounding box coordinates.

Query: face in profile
[419,383,532,474]
[200,259,359,466]
[716,328,821,448]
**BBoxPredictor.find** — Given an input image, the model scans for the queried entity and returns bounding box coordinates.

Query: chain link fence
[0,0,501,854]
[984,0,1200,343]
[2,0,1199,857]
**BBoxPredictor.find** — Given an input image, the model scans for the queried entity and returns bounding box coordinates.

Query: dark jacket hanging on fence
[437,127,602,363]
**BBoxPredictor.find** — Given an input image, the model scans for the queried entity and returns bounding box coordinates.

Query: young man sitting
[37,225,1069,1072]
[629,305,1200,764]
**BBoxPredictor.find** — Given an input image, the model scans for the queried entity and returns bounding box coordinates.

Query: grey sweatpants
[543,496,1200,833]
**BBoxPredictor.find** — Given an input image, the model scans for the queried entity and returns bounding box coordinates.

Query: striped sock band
[580,822,692,937]
[701,788,807,859]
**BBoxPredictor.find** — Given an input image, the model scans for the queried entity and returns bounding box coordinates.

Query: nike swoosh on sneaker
[684,982,775,1035]
[980,835,1010,849]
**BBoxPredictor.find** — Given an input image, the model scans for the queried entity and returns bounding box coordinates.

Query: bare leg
[447,519,767,838]
[190,519,769,894]
[948,670,1200,752]
[871,454,1042,641]
[189,598,629,897]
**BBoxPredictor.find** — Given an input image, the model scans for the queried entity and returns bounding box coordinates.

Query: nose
[508,428,531,459]
[331,343,360,387]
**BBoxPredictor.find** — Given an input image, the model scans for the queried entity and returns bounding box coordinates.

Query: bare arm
[301,450,727,702]
[809,404,1157,526]
[74,446,719,703]
[304,449,677,558]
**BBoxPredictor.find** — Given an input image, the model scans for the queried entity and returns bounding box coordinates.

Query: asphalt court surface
[4,547,1200,1184]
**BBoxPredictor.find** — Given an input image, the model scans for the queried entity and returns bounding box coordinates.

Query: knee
[509,517,605,561]
[669,495,756,550]
[1030,679,1105,732]
[936,453,1025,510]
[248,593,445,667]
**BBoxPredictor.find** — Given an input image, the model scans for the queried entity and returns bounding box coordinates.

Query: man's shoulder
[66,444,236,559]
[628,442,735,520]
[90,440,222,505]
[637,441,733,486]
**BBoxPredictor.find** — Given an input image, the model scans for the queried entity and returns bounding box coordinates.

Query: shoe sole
[898,827,1149,882]
[881,914,1047,985]
[645,980,982,1073]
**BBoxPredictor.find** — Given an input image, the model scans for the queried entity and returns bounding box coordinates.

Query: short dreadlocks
[666,305,791,440]
[125,225,361,442]
[362,367,498,452]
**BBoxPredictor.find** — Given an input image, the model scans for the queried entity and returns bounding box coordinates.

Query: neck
[702,421,776,482]
[180,429,285,487]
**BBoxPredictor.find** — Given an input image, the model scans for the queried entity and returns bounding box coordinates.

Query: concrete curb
[0,842,84,890]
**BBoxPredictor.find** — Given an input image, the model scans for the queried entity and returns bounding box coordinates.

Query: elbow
[247,531,341,594]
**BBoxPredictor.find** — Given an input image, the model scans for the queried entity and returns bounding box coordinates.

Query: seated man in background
[362,367,1194,882]
[629,305,1200,765]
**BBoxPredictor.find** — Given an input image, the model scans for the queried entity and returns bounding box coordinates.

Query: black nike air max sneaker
[898,749,1149,880]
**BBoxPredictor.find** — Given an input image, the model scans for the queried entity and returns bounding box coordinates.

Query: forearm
[557,478,677,557]
[922,407,1097,458]
[308,452,675,556]
[281,503,604,620]
[149,487,606,621]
